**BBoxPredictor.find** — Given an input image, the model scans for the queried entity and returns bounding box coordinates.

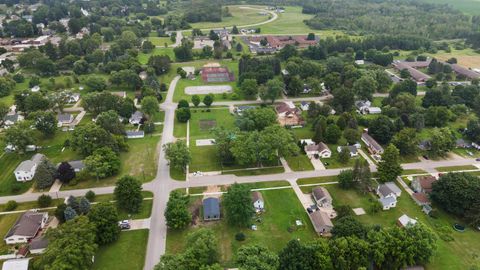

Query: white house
[379,196,397,210]
[4,211,48,244]
[377,182,401,210]
[14,154,45,182]
[336,145,358,157]
[300,101,310,111]
[30,85,40,92]
[129,111,144,125]
[305,142,331,158]
[252,191,264,212]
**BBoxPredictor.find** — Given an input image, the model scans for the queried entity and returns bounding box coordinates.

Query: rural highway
[0,75,478,269]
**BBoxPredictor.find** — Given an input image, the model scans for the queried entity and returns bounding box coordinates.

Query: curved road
[0,76,478,269]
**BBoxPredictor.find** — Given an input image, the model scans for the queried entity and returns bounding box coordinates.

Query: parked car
[476,158,480,162]
[118,220,130,230]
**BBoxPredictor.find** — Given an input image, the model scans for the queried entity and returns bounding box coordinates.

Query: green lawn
[0,153,34,195]
[62,136,160,190]
[166,189,316,266]
[138,47,175,64]
[401,169,428,175]
[297,175,338,185]
[222,166,284,176]
[284,154,314,171]
[305,183,480,270]
[189,5,270,29]
[435,165,479,172]
[147,36,173,47]
[93,229,149,270]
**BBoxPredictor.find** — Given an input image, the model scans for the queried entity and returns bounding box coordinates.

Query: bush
[11,183,22,193]
[13,73,25,83]
[85,190,96,201]
[5,200,17,211]
[37,194,53,208]
[235,232,246,241]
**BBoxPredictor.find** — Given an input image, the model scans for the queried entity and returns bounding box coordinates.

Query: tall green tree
[114,176,143,213]
[353,75,378,100]
[377,144,402,182]
[391,128,418,156]
[71,123,118,156]
[235,108,277,131]
[329,236,370,270]
[4,121,36,153]
[236,245,279,270]
[165,191,191,229]
[223,183,254,227]
[260,78,284,104]
[34,216,97,270]
[35,159,57,189]
[429,127,455,158]
[279,240,332,270]
[88,203,120,245]
[96,110,125,135]
[84,147,121,179]
[141,96,160,117]
[163,140,191,172]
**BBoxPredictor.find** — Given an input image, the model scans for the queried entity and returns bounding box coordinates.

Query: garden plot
[184,85,232,95]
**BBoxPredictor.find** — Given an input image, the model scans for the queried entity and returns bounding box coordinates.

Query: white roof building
[2,258,30,270]
[398,214,417,228]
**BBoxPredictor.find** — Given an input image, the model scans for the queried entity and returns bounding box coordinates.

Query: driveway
[128,218,151,230]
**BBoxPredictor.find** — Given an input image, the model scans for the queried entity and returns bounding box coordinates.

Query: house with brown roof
[309,210,333,235]
[312,187,332,208]
[305,142,331,158]
[361,132,384,155]
[275,101,304,127]
[252,191,264,212]
[392,60,431,82]
[4,211,48,244]
[412,175,436,194]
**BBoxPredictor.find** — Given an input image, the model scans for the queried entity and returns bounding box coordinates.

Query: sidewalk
[280,157,292,173]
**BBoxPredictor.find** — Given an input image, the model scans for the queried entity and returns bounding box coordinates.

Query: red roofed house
[275,101,305,127]
[412,175,436,194]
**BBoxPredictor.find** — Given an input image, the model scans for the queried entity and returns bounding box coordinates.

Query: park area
[166,188,316,267]
[188,6,271,29]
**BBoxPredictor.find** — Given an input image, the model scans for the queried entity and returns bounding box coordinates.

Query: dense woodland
[303,0,478,40]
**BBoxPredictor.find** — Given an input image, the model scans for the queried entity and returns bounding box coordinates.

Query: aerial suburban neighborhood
[0,0,479,270]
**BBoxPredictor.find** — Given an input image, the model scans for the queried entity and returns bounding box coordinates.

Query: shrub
[85,190,96,202]
[5,200,17,211]
[235,232,246,241]
[11,183,22,193]
[38,194,53,207]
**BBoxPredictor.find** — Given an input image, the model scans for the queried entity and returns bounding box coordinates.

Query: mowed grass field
[93,229,149,270]
[189,5,270,29]
[426,48,480,69]
[166,188,316,266]
[301,183,480,270]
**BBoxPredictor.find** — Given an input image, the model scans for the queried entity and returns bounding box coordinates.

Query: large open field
[426,48,480,69]
[166,188,316,267]
[93,229,149,270]
[421,0,480,15]
[189,6,270,29]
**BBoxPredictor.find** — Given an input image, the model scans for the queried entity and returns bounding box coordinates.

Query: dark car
[119,223,130,230]
[476,158,480,162]
[422,155,429,160]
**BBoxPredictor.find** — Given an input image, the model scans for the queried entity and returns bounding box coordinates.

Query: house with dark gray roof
[3,113,23,127]
[312,187,332,208]
[336,145,358,157]
[57,113,73,127]
[376,182,401,210]
[4,211,48,244]
[203,197,220,221]
[362,132,384,155]
[29,236,48,254]
[68,160,85,172]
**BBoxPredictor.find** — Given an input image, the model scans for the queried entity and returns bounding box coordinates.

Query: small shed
[252,191,264,212]
[2,258,30,270]
[397,214,417,228]
[310,210,333,235]
[203,197,220,221]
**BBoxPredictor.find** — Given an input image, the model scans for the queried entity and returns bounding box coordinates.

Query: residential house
[30,85,40,92]
[361,132,384,155]
[397,214,417,228]
[139,71,148,80]
[309,210,333,235]
[455,138,472,148]
[305,142,331,158]
[354,60,365,65]
[65,93,80,104]
[275,101,304,127]
[3,113,23,127]
[126,130,145,139]
[312,187,332,208]
[412,193,430,206]
[14,154,45,182]
[203,197,220,221]
[57,113,74,127]
[412,175,436,194]
[29,236,48,254]
[252,191,265,212]
[67,160,85,172]
[4,211,48,244]
[2,258,30,270]
[376,182,401,210]
[300,101,310,111]
[336,145,358,157]
[129,111,144,125]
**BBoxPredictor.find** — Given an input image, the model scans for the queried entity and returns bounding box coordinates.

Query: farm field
[189,5,270,29]
[426,48,480,68]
